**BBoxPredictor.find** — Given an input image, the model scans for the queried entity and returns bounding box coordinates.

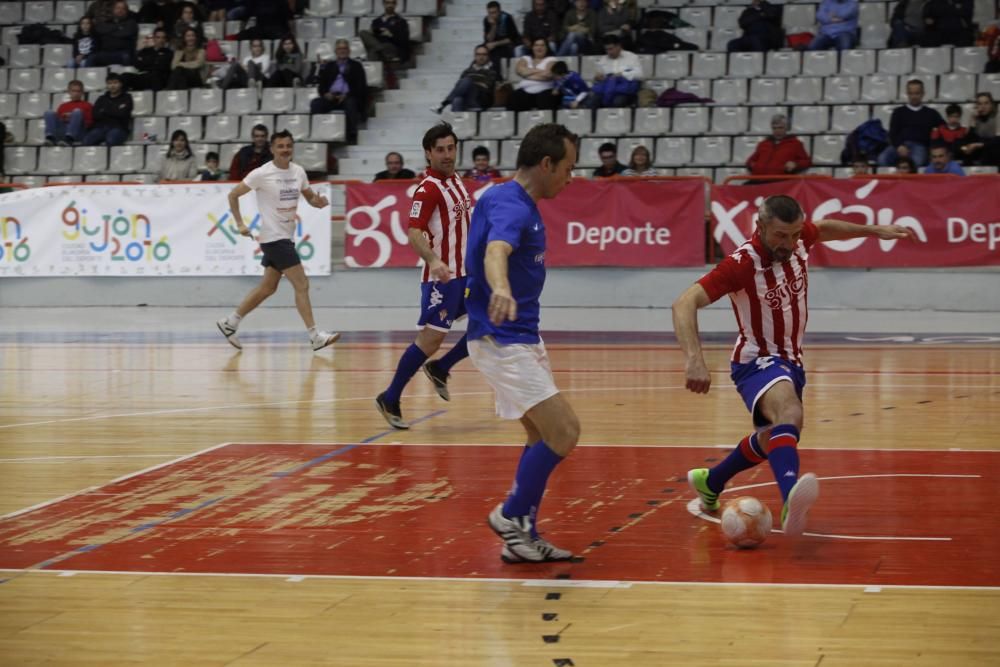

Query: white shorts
[468,336,560,420]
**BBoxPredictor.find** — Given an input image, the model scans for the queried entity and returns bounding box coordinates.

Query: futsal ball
[720,496,773,548]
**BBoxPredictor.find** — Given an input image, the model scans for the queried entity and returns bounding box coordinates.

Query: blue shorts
[417,277,468,332]
[731,357,807,427]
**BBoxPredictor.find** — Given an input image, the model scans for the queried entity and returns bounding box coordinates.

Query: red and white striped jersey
[698,220,820,366]
[407,169,472,282]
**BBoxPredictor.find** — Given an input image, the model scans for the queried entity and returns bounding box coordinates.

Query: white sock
[227,312,242,328]
[307,325,318,338]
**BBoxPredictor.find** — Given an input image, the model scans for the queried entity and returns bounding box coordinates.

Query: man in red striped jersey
[675,195,917,536]
[376,123,473,429]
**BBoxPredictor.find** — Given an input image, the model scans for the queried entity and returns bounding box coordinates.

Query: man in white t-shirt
[216,130,340,351]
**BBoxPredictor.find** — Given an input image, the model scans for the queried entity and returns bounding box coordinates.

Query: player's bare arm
[815,219,919,242]
[407,228,451,283]
[672,283,713,394]
[484,240,517,325]
[302,186,329,209]
[227,182,253,236]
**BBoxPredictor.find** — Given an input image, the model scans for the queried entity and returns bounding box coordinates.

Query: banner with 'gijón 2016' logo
[0,183,331,277]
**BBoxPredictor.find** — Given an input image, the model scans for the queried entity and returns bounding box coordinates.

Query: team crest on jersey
[410,200,423,218]
[764,274,807,309]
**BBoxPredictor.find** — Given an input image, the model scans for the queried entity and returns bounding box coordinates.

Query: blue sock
[435,334,468,373]
[503,441,563,528]
[707,432,767,494]
[384,344,428,403]
[515,444,542,538]
[767,424,801,502]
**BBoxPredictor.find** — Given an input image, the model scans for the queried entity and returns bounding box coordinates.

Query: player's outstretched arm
[227,182,253,237]
[672,283,713,394]
[407,228,452,282]
[484,240,517,325]
[816,218,920,242]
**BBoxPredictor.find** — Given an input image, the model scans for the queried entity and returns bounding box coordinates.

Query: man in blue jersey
[465,123,579,563]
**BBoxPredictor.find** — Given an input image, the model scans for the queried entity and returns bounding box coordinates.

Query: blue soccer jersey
[465,181,546,344]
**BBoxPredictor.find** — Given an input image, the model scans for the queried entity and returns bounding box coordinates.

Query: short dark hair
[759,195,803,224]
[422,122,458,151]
[602,33,621,46]
[472,145,491,159]
[153,27,167,37]
[945,103,962,117]
[906,78,924,90]
[929,140,950,153]
[270,129,294,143]
[105,72,122,82]
[206,151,219,161]
[487,1,501,9]
[386,151,403,162]
[551,61,569,76]
[598,141,616,155]
[516,123,578,169]
[251,124,269,136]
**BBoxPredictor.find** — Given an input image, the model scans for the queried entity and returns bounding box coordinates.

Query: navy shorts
[259,239,301,271]
[731,357,807,427]
[417,277,468,332]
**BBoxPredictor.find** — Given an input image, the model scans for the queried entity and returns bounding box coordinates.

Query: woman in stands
[158,129,200,183]
[268,36,308,88]
[622,145,658,176]
[167,28,207,90]
[507,39,558,112]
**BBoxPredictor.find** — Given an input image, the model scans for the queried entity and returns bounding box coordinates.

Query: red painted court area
[1,444,997,587]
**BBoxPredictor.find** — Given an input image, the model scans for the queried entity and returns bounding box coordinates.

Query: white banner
[0,183,331,277]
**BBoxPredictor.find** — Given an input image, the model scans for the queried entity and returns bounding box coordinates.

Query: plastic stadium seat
[43,44,71,67]
[715,6,743,29]
[144,144,167,174]
[156,90,189,116]
[861,74,899,103]
[823,76,861,104]
[577,137,613,168]
[273,114,310,140]
[17,92,50,118]
[766,51,801,77]
[872,103,897,128]
[675,28,708,50]
[915,47,951,75]
[710,106,749,134]
[937,74,976,102]
[676,78,711,99]
[73,146,108,174]
[728,52,764,78]
[654,52,690,79]
[595,108,631,135]
[327,18,356,41]
[310,113,346,141]
[76,67,107,92]
[190,88,223,115]
[860,23,891,48]
[132,116,167,142]
[240,114,274,140]
[168,115,203,141]
[831,104,870,132]
[731,136,762,166]
[444,111,478,140]
[633,107,670,135]
[692,136,731,165]
[750,78,787,105]
[679,6,712,26]
[979,73,1000,99]
[261,88,295,114]
[616,137,654,166]
[840,49,876,76]
[341,0,371,15]
[12,175,48,188]
[10,69,42,93]
[691,52,726,79]
[498,139,523,169]
[516,110,554,138]
[0,3,23,23]
[953,47,988,74]
[130,90,153,116]
[750,106,788,134]
[878,49,914,76]
[782,3,815,29]
[859,1,887,25]
[655,137,692,166]
[38,146,73,174]
[25,119,46,144]
[556,109,592,137]
[362,61,384,88]
[791,105,829,134]
[294,143,327,171]
[307,0,340,16]
[712,78,747,105]
[111,145,145,173]
[11,45,41,68]
[801,51,838,77]
[295,18,326,40]
[0,93,18,119]
[675,166,713,180]
[4,147,37,175]
[225,89,258,115]
[672,107,709,135]
[480,110,515,139]
[86,173,123,183]
[25,1,56,23]
[812,135,846,165]
[579,55,602,81]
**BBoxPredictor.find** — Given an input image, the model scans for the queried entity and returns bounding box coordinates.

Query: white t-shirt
[243,160,309,243]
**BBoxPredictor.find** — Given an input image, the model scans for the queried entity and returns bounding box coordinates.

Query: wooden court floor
[1,331,999,666]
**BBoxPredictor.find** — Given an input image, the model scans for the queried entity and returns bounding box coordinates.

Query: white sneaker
[781,472,819,536]
[487,503,545,562]
[216,318,242,350]
[311,330,341,351]
[501,537,573,563]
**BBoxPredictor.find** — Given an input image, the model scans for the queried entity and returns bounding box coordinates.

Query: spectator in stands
[593,142,626,177]
[434,45,499,113]
[204,1,228,23]
[597,0,637,50]
[229,124,273,181]
[92,0,139,66]
[158,129,200,182]
[923,142,966,174]
[122,27,173,92]
[807,0,859,51]
[877,79,943,167]
[239,0,293,40]
[83,73,133,147]
[987,25,1000,73]
[559,0,597,56]
[268,36,307,88]
[197,151,224,181]
[463,146,503,182]
[551,61,592,109]
[311,39,367,144]
[746,114,812,176]
[172,3,204,49]
[361,0,411,65]
[167,28,207,90]
[591,34,643,108]
[218,38,270,89]
[889,0,929,48]
[374,152,416,181]
[483,1,521,73]
[728,0,783,52]
[137,0,177,27]
[850,159,872,176]
[931,103,971,157]
[519,0,562,57]
[44,80,93,147]
[622,145,657,176]
[70,16,100,68]
[895,155,917,173]
[85,0,117,23]
[507,39,558,111]
[958,92,999,166]
[921,0,974,47]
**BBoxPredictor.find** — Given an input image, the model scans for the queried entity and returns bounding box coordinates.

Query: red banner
[711,178,1000,267]
[344,179,706,268]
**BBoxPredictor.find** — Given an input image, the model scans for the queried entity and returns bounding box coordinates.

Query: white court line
[1,567,997,592]
[0,454,187,463]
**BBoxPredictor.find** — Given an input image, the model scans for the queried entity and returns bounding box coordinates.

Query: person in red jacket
[746,114,812,176]
[44,80,94,146]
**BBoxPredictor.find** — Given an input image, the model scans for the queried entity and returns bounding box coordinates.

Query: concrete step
[357,126,430,146]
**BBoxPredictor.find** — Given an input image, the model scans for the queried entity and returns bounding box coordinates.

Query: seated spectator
[204,0,228,23]
[158,129,200,182]
[83,73,133,147]
[923,142,966,174]
[559,0,597,56]
[136,0,176,27]
[361,0,410,65]
[229,124,273,181]
[987,25,1000,73]
[518,0,561,57]
[45,80,93,146]
[921,0,974,47]
[463,146,502,182]
[850,158,872,176]
[374,152,416,181]
[889,0,928,48]
[482,1,520,73]
[218,38,270,90]
[728,0,783,52]
[238,0,292,40]
[311,39,367,144]
[808,0,859,51]
[591,34,643,108]
[895,155,917,173]
[593,142,626,177]
[958,92,1000,166]
[268,36,307,88]
[167,28,207,90]
[434,45,499,113]
[622,145,657,176]
[746,114,812,176]
[551,61,592,109]
[92,0,139,66]
[171,3,204,49]
[70,16,100,67]
[877,79,943,167]
[597,0,637,51]
[930,103,970,156]
[507,39,558,111]
[122,28,173,92]
[85,0,117,24]
[197,151,224,181]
